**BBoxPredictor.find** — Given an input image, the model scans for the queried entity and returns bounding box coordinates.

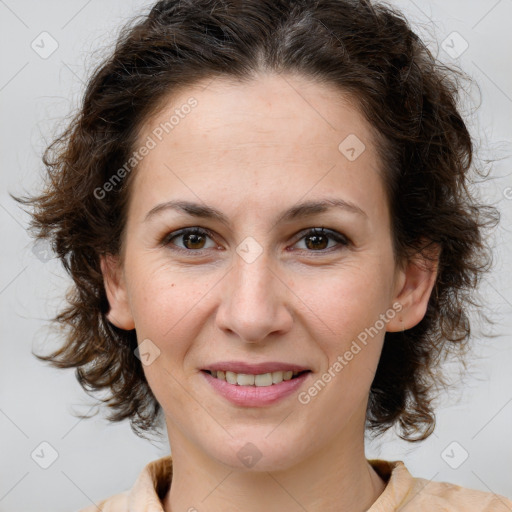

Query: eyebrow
[144,197,367,225]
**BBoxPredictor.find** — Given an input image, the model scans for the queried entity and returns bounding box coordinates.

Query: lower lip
[201,371,311,407]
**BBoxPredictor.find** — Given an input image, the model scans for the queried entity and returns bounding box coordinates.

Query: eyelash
[161,226,350,254]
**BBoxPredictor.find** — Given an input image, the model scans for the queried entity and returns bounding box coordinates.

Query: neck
[163,417,386,512]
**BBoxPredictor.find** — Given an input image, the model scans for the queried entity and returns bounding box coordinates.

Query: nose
[215,250,293,343]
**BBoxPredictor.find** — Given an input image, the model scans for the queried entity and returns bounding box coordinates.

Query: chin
[206,431,305,473]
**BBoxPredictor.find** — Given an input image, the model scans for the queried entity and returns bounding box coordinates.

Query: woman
[15,0,511,510]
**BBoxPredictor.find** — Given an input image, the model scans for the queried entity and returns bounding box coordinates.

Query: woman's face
[102,73,428,471]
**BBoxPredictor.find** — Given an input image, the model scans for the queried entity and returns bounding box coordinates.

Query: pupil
[184,233,205,249]
[306,234,327,250]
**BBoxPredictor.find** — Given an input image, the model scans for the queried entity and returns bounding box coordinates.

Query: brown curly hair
[14,0,498,441]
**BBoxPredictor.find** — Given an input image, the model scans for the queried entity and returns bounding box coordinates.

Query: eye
[162,227,218,251]
[291,227,349,252]
[161,226,350,254]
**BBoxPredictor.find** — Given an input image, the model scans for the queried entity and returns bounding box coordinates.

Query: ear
[386,242,440,332]
[100,253,135,330]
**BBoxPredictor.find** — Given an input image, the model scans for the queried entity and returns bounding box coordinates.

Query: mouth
[201,367,312,407]
[201,369,311,387]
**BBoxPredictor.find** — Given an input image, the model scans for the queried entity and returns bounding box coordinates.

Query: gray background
[0,1,511,511]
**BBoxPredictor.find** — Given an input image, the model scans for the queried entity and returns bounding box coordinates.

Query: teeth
[225,371,237,385]
[211,370,299,386]
[255,373,272,386]
[237,373,255,386]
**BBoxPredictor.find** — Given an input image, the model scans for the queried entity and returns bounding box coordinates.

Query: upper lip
[202,361,311,374]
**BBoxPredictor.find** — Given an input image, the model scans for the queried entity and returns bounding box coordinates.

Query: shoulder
[369,459,512,511]
[405,475,512,511]
[77,456,172,512]
[78,490,129,512]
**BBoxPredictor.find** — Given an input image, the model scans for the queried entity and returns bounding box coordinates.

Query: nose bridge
[216,248,292,342]
[233,250,274,303]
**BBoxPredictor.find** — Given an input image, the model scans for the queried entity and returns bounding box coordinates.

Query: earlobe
[100,254,135,330]
[387,243,440,332]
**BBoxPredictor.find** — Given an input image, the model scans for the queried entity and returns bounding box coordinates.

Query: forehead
[129,72,387,223]
[142,72,375,151]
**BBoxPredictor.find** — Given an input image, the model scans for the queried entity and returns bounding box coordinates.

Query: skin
[101,72,438,512]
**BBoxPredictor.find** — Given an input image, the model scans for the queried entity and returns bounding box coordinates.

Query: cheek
[125,260,215,405]
[126,255,213,337]
[295,273,389,425]
[294,259,393,340]
[124,256,239,395]
[292,254,394,400]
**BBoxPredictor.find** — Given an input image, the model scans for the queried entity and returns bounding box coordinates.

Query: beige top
[80,455,512,511]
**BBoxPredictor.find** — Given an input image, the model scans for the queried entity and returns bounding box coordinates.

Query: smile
[201,369,312,407]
